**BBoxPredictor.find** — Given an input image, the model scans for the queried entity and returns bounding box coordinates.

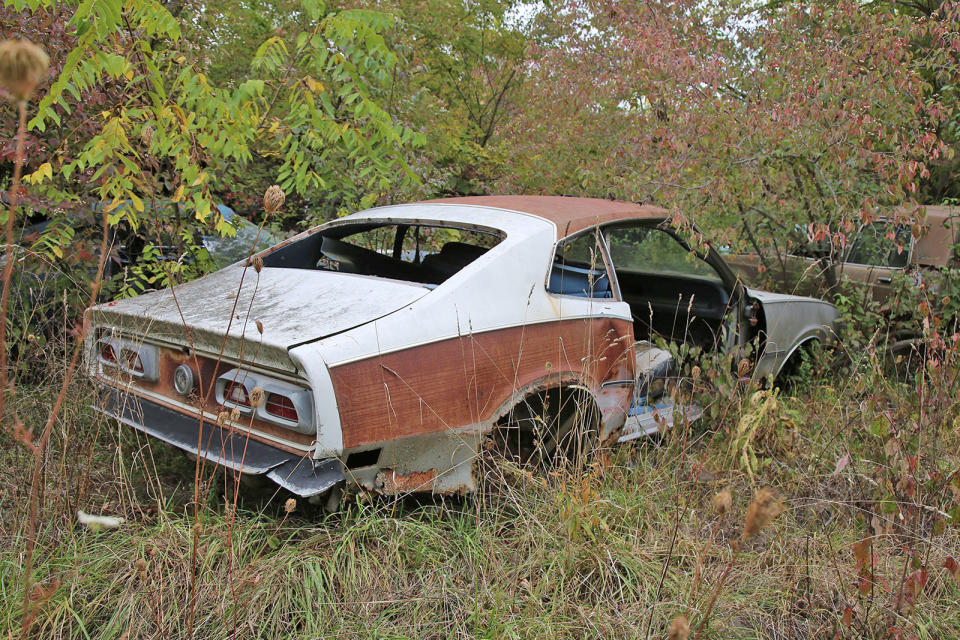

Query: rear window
[262,222,503,286]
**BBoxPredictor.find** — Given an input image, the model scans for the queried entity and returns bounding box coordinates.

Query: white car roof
[334,202,559,241]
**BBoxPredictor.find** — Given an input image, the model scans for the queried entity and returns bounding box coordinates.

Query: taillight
[125,351,144,374]
[215,367,313,434]
[225,381,250,407]
[96,335,158,380]
[265,393,298,422]
[101,343,117,364]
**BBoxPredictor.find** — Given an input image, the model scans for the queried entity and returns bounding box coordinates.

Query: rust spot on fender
[376,469,436,494]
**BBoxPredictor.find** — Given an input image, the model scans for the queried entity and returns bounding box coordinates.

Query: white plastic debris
[77,510,125,531]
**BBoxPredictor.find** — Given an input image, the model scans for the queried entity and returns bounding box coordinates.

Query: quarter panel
[330,318,634,449]
[288,345,343,457]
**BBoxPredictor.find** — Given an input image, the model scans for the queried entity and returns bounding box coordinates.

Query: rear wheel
[492,388,599,468]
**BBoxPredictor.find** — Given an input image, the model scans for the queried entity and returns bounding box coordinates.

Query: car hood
[89,266,430,373]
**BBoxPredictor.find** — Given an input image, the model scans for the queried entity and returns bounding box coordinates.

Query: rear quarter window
[547,231,613,298]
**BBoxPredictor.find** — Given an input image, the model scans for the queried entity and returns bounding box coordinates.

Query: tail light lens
[96,335,158,381]
[224,381,251,407]
[215,367,313,434]
[125,351,144,374]
[265,393,298,422]
[101,343,117,364]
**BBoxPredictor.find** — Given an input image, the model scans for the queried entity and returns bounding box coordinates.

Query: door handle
[877,276,892,284]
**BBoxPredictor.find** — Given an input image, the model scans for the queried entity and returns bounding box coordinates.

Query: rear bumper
[617,399,703,442]
[95,387,343,497]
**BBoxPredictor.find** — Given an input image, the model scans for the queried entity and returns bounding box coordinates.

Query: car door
[599,221,731,437]
[838,222,913,303]
[601,222,742,352]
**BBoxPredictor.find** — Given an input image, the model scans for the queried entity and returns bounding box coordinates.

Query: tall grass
[2,158,957,638]
[2,337,959,639]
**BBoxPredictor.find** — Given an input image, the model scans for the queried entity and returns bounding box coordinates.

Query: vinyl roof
[424,196,670,237]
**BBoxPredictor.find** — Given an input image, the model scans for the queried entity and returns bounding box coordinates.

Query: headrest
[437,241,488,265]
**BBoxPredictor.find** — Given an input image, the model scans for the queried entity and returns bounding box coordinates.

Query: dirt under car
[86,196,840,500]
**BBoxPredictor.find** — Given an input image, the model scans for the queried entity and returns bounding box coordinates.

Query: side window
[845,222,912,268]
[605,225,722,281]
[547,230,612,298]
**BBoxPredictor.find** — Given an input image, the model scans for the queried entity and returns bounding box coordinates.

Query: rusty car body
[86,196,839,499]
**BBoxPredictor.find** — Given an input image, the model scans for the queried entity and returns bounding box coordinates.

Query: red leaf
[943,557,959,581]
[853,538,871,568]
[834,453,851,475]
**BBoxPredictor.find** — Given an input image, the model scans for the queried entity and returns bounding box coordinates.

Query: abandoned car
[727,205,959,303]
[86,196,840,498]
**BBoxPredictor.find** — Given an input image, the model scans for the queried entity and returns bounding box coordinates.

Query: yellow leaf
[26,162,52,184]
[171,105,189,127]
[172,185,185,202]
[124,69,134,81]
[195,199,211,221]
[305,76,324,94]
[174,55,186,63]
[191,172,207,187]
[130,193,144,213]
[104,198,123,213]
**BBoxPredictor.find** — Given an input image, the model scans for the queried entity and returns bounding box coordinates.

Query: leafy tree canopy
[496,0,959,287]
[4,0,422,237]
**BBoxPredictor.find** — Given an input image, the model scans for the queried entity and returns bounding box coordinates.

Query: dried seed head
[737,358,753,379]
[251,255,263,273]
[192,522,202,536]
[742,487,783,540]
[255,319,264,334]
[216,410,229,426]
[263,185,285,214]
[284,498,296,513]
[229,407,241,422]
[0,39,49,101]
[712,489,732,517]
[691,365,701,381]
[140,125,154,149]
[249,386,265,408]
[667,614,690,640]
[134,557,148,578]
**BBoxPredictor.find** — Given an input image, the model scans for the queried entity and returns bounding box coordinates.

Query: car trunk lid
[89,266,430,374]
